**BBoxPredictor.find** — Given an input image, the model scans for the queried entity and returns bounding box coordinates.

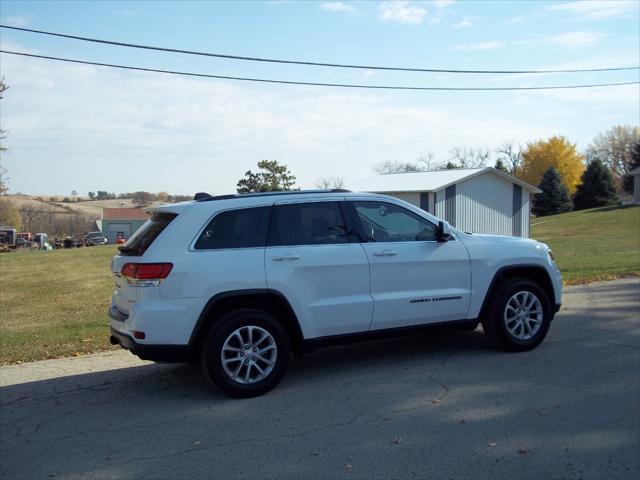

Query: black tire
[201,308,291,398]
[482,277,552,352]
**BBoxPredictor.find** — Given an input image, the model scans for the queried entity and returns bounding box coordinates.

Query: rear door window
[268,202,349,246]
[194,206,271,250]
[118,212,176,256]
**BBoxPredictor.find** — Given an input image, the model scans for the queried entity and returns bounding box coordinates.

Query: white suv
[109,190,562,397]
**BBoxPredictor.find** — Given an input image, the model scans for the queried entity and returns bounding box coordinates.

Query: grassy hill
[5,195,139,217]
[531,205,640,284]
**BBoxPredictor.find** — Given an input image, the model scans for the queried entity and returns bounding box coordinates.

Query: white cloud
[0,47,560,195]
[545,31,604,47]
[1,42,637,196]
[432,0,454,7]
[378,1,427,24]
[321,2,357,14]
[547,1,639,20]
[452,41,502,51]
[515,31,605,48]
[2,14,34,27]
[453,15,473,28]
[504,15,525,25]
[514,84,638,106]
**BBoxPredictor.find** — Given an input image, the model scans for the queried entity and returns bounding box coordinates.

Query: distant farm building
[98,208,149,243]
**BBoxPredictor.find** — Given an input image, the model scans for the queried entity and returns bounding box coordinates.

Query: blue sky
[1,0,638,195]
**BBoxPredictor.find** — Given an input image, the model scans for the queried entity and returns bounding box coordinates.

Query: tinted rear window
[268,202,348,246]
[194,206,271,250]
[118,213,176,256]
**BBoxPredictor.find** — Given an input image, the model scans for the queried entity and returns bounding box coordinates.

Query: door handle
[272,254,301,261]
[372,250,398,257]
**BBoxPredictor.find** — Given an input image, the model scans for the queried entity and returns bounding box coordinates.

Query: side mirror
[437,221,452,242]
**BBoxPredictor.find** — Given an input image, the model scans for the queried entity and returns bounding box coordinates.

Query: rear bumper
[109,327,192,363]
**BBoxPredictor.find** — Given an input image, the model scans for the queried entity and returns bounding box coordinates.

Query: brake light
[121,263,173,286]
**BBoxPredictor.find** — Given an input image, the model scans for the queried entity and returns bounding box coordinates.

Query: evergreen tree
[237,160,296,193]
[573,160,620,210]
[494,159,510,174]
[532,166,573,216]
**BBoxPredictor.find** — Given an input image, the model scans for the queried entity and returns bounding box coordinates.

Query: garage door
[106,223,131,244]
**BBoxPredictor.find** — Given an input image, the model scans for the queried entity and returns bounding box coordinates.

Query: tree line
[235,125,639,217]
[83,191,192,205]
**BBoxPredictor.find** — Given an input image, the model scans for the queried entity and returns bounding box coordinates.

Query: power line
[2,24,638,75]
[2,50,638,92]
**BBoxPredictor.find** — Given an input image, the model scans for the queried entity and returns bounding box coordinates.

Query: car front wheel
[482,277,552,351]
[201,309,291,398]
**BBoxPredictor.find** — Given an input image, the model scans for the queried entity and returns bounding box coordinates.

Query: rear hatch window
[118,212,177,256]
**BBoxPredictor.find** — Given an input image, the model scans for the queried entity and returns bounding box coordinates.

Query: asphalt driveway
[1,279,639,480]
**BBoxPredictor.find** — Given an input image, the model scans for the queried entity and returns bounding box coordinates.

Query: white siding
[454,174,515,236]
[383,192,421,208]
[433,190,444,219]
[435,190,445,219]
[374,172,533,237]
[522,193,531,237]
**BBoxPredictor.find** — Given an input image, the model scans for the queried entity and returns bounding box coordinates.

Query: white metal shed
[351,167,541,237]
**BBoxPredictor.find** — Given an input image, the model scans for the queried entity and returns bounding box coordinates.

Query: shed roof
[102,208,149,221]
[630,167,640,175]
[350,167,541,194]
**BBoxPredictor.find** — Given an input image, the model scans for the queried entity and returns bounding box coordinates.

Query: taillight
[121,263,173,286]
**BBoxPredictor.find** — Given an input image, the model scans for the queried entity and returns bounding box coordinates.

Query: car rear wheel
[482,277,552,351]
[201,309,291,398]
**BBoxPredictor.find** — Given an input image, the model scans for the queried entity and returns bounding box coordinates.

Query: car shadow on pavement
[0,327,490,405]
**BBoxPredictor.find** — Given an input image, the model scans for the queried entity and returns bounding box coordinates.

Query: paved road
[1,279,639,480]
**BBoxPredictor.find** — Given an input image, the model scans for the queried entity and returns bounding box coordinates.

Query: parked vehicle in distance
[15,237,33,249]
[33,233,51,250]
[109,190,562,398]
[63,237,83,248]
[85,231,108,246]
[0,228,17,248]
[115,232,126,245]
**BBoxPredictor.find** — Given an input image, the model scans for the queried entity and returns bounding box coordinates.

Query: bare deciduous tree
[20,204,93,237]
[586,125,640,192]
[315,177,345,189]
[450,147,491,168]
[417,152,436,171]
[0,79,9,195]
[373,160,424,174]
[496,142,523,175]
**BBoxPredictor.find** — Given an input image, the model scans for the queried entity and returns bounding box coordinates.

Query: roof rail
[193,189,351,202]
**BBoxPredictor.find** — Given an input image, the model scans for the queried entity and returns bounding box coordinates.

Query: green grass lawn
[0,246,118,364]
[0,206,638,364]
[531,205,640,284]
